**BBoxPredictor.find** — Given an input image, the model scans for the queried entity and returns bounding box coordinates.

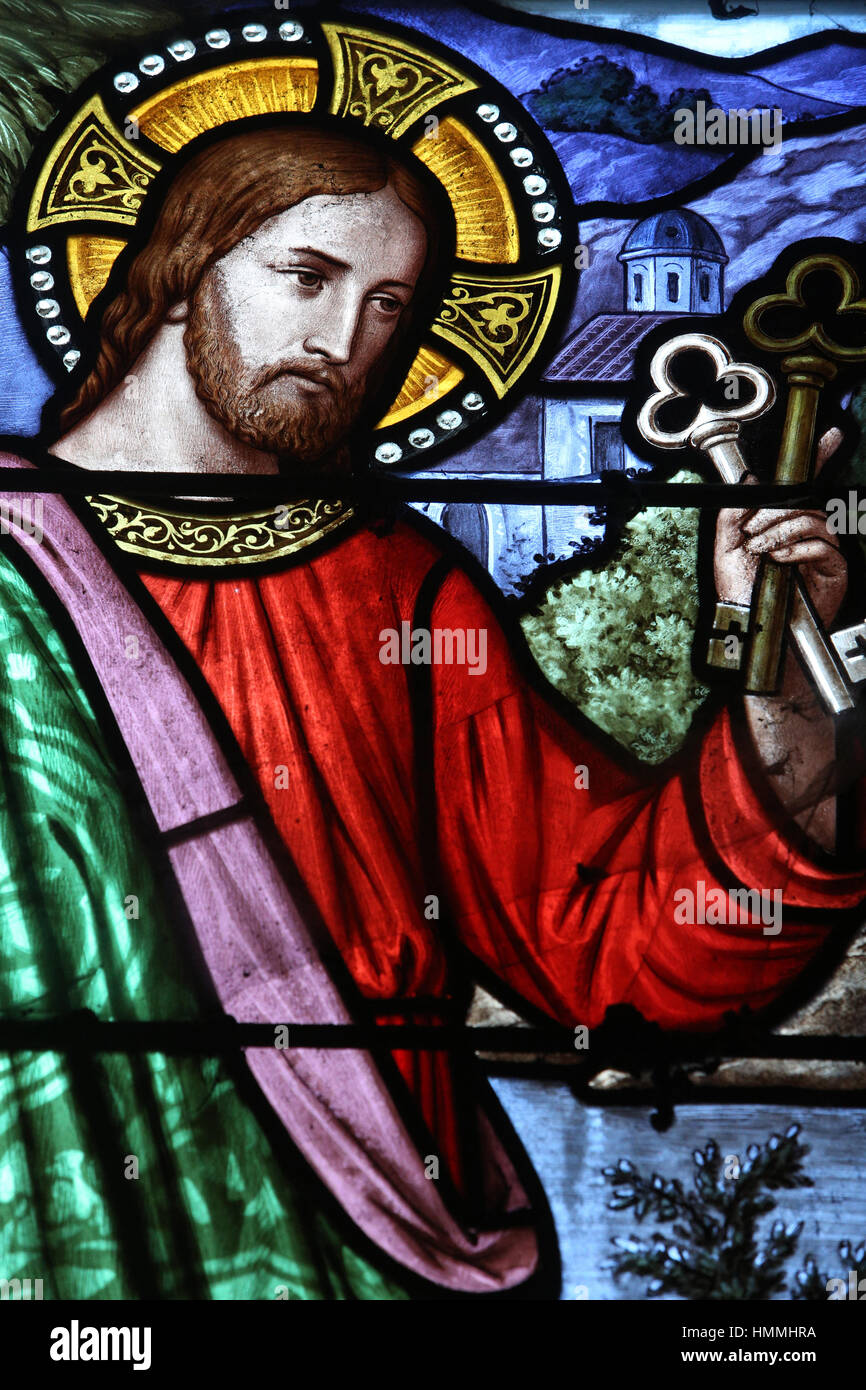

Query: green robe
[0,545,408,1300]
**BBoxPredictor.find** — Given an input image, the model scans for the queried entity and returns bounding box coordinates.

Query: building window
[441,503,489,567]
[633,271,643,304]
[667,271,680,302]
[700,271,710,301]
[592,421,625,474]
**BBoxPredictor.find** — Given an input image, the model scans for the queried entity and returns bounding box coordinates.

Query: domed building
[617,209,727,314]
[409,209,728,594]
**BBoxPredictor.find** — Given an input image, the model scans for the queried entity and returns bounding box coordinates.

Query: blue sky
[499,0,866,58]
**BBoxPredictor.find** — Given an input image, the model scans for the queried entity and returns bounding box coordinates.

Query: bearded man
[1,123,862,1300]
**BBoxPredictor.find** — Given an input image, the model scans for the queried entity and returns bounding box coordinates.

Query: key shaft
[680,415,853,714]
[742,250,866,693]
[636,328,854,713]
[741,355,837,693]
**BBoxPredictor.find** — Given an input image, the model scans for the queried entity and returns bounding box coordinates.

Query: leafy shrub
[604,1127,810,1300]
[520,472,709,763]
[604,1125,866,1301]
[527,55,714,143]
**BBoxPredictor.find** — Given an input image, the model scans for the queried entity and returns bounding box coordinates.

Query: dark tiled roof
[620,210,726,260]
[542,313,680,385]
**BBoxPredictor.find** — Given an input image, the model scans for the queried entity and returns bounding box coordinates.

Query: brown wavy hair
[59,124,448,432]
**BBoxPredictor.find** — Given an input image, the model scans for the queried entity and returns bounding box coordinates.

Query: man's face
[184,183,427,466]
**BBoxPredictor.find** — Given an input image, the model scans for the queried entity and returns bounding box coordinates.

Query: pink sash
[0,453,540,1293]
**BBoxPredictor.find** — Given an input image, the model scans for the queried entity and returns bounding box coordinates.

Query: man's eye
[371,294,402,315]
[270,267,324,289]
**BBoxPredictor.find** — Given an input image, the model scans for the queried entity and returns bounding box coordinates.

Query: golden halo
[18,13,571,468]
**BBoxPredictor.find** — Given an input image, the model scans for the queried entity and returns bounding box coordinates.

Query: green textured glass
[0,547,407,1300]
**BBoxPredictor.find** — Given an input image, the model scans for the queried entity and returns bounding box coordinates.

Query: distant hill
[527,55,714,142]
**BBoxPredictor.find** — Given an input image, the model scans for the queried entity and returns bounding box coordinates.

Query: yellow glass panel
[27,94,160,232]
[432,266,562,399]
[131,59,319,152]
[413,118,519,264]
[377,345,463,427]
[67,234,127,318]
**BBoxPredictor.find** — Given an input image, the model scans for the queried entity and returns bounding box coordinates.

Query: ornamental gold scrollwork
[432,268,561,398]
[441,285,533,357]
[28,96,162,231]
[324,24,476,139]
[350,52,432,132]
[87,496,355,567]
[66,142,151,213]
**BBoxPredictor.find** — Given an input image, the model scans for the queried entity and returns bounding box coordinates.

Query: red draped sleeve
[428,566,866,1030]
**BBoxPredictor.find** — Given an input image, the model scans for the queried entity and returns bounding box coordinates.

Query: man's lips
[285,371,330,392]
[254,363,335,392]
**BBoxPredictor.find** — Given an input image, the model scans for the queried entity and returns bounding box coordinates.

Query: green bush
[605,1125,866,1301]
[527,55,714,143]
[520,472,709,763]
[604,1128,812,1300]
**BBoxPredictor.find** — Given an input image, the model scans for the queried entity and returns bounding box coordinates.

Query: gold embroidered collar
[86,494,355,568]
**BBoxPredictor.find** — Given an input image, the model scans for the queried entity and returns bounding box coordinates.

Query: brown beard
[184,272,369,467]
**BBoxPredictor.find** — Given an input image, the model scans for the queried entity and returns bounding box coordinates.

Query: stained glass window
[0,0,865,1355]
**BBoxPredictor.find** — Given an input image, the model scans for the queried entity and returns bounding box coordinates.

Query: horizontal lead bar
[0,1018,864,1060]
[0,469,842,507]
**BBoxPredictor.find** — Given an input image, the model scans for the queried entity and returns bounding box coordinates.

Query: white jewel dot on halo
[462,391,484,411]
[114,71,139,94]
[532,201,555,223]
[242,23,268,42]
[523,174,547,196]
[375,442,403,464]
[510,146,533,167]
[35,299,60,319]
[168,39,196,62]
[139,54,165,76]
[63,350,81,371]
[26,245,51,265]
[279,20,304,41]
[46,325,70,346]
[30,271,53,292]
[476,102,499,123]
[437,409,462,431]
[408,428,435,449]
[538,227,562,249]
[206,28,231,48]
[494,121,517,142]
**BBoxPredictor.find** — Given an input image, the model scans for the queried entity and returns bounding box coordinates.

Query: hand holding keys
[636,328,862,715]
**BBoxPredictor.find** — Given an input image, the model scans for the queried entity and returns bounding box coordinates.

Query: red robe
[139,513,864,1187]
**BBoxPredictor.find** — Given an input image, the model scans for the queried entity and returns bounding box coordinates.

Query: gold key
[637,330,855,716]
[742,252,866,693]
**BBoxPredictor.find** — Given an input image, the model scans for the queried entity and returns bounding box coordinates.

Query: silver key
[638,331,855,714]
[832,622,866,685]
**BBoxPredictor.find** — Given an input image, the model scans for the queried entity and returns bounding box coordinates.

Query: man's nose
[303,287,363,365]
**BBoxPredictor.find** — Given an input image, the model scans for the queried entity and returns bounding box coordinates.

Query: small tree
[527,56,714,143]
[603,1126,813,1299]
